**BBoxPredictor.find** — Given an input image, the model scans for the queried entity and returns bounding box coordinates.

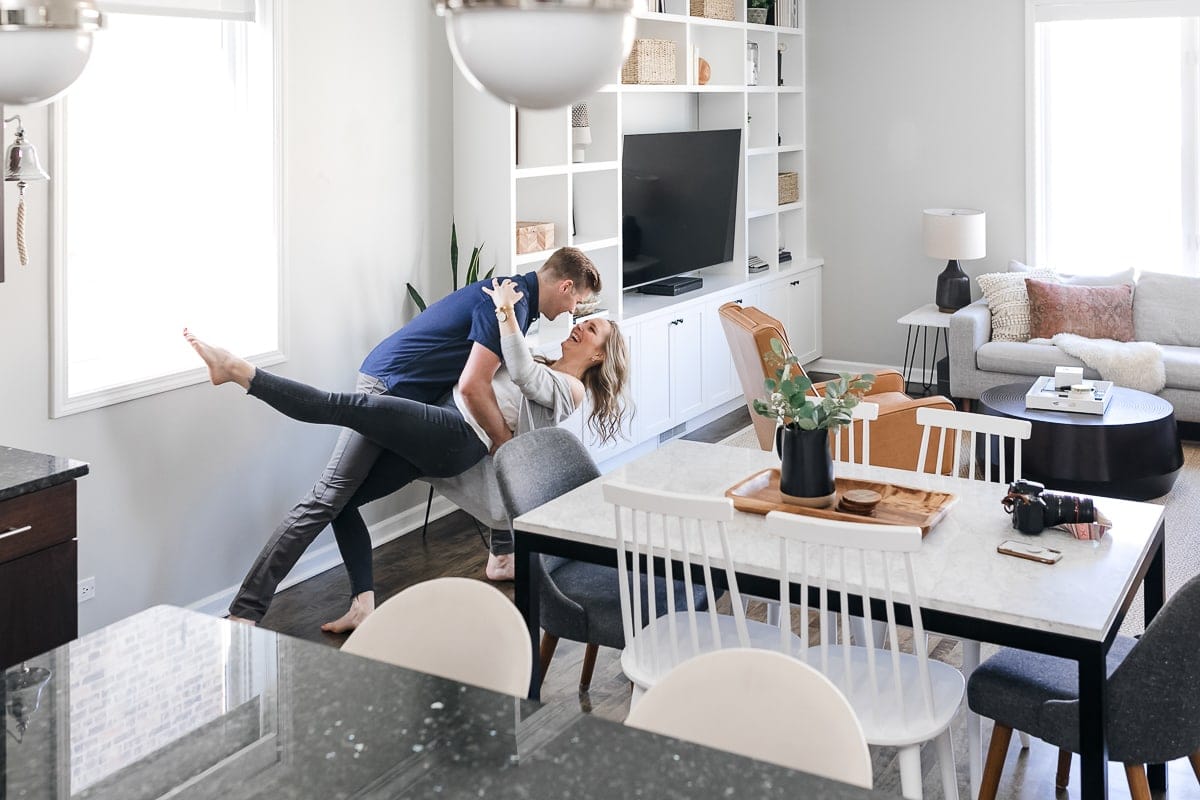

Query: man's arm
[458,342,512,454]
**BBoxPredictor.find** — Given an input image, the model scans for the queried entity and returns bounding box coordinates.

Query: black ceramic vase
[775,426,836,507]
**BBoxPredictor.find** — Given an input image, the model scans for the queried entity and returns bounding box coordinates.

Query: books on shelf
[774,0,799,29]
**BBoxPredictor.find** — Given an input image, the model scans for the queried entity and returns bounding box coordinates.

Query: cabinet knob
[669,318,684,326]
[734,298,743,304]
[789,280,800,286]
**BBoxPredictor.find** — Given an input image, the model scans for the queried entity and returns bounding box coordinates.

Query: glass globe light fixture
[0,0,104,107]
[434,0,635,110]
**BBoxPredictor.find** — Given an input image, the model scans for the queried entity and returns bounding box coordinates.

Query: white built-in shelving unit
[453,0,820,461]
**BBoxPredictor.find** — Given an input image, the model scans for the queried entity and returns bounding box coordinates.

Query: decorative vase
[747,7,768,24]
[775,426,836,508]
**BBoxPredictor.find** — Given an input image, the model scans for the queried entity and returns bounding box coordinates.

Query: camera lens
[1041,491,1095,526]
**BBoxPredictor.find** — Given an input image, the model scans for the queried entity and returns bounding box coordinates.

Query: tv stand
[636,276,704,296]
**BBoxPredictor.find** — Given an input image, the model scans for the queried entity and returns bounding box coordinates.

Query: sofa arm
[949,299,991,399]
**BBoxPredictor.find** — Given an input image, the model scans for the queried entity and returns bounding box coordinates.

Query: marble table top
[3,606,883,799]
[0,446,88,502]
[514,440,1165,642]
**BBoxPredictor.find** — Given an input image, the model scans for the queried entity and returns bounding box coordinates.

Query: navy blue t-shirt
[360,272,540,403]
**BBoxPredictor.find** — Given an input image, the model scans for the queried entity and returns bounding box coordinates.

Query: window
[1030,0,1200,277]
[52,0,281,416]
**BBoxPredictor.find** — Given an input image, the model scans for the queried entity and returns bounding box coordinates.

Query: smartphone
[997,540,1063,565]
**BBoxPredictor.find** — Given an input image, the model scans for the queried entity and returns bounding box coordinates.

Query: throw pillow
[1026,279,1135,341]
[977,268,1057,342]
[1007,259,1136,286]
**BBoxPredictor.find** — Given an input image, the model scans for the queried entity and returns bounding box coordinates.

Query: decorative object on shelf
[516,220,555,255]
[5,663,52,743]
[778,171,799,205]
[0,0,104,106]
[696,43,711,86]
[923,207,986,313]
[777,42,786,85]
[746,40,760,86]
[622,37,676,85]
[406,222,494,313]
[571,102,591,163]
[690,0,733,20]
[753,338,875,507]
[574,294,602,316]
[746,0,771,24]
[4,116,49,268]
[433,0,635,109]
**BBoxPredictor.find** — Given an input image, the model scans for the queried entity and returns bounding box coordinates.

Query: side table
[897,303,951,396]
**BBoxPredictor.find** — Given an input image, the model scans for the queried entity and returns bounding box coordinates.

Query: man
[228,246,600,627]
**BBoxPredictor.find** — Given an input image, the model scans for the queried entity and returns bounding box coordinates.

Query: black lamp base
[935,259,971,313]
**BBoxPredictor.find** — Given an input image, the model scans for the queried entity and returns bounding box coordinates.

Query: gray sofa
[949,271,1200,422]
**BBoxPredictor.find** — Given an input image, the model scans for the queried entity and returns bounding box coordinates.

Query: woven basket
[622,38,677,85]
[778,171,799,205]
[690,0,733,20]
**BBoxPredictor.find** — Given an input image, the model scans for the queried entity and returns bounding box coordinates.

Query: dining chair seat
[621,612,806,691]
[816,644,966,748]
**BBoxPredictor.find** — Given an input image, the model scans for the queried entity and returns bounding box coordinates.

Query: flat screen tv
[621,129,741,290]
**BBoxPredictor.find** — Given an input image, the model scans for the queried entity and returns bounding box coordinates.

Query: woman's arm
[484,279,582,411]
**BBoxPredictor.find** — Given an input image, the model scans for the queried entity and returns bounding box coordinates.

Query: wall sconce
[4,664,52,743]
[0,0,105,282]
[432,0,635,110]
[571,102,591,163]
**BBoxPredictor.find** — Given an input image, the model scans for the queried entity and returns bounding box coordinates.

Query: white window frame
[48,0,288,417]
[1027,0,1200,272]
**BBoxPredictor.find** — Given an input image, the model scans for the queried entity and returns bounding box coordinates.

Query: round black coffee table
[978,382,1183,500]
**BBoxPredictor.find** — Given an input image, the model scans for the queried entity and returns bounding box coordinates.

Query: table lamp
[923,208,985,313]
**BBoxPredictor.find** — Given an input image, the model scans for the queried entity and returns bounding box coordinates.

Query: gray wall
[807,0,1026,368]
[0,1,454,631]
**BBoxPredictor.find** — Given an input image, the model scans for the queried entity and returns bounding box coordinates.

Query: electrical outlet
[78,577,96,603]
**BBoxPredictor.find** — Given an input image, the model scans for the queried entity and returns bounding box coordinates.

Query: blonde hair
[540,247,602,295]
[581,320,631,444]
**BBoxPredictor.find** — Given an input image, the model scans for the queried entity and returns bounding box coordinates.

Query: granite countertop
[0,446,88,502]
[3,606,883,800]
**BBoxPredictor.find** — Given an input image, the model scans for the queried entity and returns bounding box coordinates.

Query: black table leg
[1078,641,1110,800]
[1145,530,1168,791]
[514,532,541,701]
[902,324,918,393]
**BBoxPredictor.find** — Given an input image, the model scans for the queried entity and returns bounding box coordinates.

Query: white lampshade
[0,1,104,106]
[923,208,986,261]
[437,1,635,110]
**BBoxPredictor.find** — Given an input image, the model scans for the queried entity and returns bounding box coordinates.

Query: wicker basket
[778,171,799,205]
[622,38,677,85]
[690,0,733,20]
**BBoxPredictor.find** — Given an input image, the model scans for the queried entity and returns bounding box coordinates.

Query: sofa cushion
[1026,279,1135,341]
[1162,345,1200,391]
[1134,272,1200,346]
[1008,259,1136,287]
[976,341,1102,380]
[977,269,1058,342]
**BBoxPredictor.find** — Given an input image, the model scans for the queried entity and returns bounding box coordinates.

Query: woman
[185,278,629,630]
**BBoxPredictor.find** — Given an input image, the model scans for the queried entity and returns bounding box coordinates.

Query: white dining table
[512,439,1167,800]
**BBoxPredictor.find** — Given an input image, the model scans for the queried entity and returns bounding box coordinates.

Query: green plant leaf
[796,417,817,430]
[484,265,495,280]
[467,244,483,285]
[765,378,778,392]
[450,222,460,289]
[406,282,427,313]
[770,338,785,356]
[795,376,813,394]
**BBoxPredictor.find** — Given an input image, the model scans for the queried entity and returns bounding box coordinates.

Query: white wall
[807,0,1026,368]
[0,1,454,632]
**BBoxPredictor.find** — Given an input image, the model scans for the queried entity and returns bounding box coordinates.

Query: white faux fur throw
[1027,333,1166,393]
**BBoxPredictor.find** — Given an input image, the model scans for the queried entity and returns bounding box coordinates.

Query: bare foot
[183,328,254,389]
[227,615,257,626]
[485,553,514,581]
[321,591,375,633]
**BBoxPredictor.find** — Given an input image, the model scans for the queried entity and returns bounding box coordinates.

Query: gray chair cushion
[1162,345,1200,391]
[1134,272,1200,346]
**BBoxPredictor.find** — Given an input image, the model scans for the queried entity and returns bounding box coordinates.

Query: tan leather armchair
[718,302,956,473]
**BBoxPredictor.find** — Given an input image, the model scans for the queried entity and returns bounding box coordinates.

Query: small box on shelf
[778,171,799,205]
[690,0,733,19]
[622,39,677,85]
[516,221,555,255]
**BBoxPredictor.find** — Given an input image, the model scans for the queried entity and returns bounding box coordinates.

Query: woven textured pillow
[977,268,1057,342]
[1026,279,1135,341]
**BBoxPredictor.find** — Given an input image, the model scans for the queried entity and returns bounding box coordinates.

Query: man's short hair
[539,247,601,295]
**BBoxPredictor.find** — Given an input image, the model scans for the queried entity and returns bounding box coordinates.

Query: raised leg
[580,643,599,690]
[979,723,1013,800]
[1124,764,1151,800]
[1056,749,1072,790]
[897,744,924,800]
[538,633,559,691]
[961,638,983,800]
[935,729,959,800]
[1078,644,1109,800]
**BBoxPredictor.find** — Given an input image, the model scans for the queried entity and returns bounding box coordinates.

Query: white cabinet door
[702,289,759,408]
[632,317,673,441]
[669,308,705,421]
[757,277,790,336]
[784,268,822,364]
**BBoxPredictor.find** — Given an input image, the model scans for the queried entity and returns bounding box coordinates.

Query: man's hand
[459,342,511,452]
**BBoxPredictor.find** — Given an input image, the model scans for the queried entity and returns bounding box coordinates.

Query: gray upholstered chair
[968,572,1200,800]
[494,427,707,691]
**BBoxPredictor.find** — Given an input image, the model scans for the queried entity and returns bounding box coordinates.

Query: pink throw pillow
[1026,279,1134,341]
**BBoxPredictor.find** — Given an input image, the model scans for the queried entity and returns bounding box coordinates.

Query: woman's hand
[483,278,524,309]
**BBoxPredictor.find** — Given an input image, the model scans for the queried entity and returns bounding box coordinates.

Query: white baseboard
[188,490,461,618]
[809,357,935,387]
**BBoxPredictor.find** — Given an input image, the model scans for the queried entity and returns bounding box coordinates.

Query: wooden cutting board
[725,469,957,536]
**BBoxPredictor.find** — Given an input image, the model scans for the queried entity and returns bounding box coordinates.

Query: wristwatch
[495,305,514,322]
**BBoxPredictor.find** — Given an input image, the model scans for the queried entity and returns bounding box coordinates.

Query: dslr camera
[1001,479,1095,535]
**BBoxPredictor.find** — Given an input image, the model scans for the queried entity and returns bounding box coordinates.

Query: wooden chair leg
[1124,763,1151,800]
[1055,749,1071,790]
[538,633,559,691]
[579,643,599,690]
[979,724,1014,800]
[1190,750,1200,785]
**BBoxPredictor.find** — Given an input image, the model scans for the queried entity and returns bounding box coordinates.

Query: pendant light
[0,0,105,107]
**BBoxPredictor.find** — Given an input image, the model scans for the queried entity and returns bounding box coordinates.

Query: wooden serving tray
[725,469,957,536]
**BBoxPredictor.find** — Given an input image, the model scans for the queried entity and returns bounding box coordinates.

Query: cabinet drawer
[0,481,77,563]
[0,539,77,667]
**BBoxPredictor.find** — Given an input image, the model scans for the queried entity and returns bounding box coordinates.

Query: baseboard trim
[187,489,460,618]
